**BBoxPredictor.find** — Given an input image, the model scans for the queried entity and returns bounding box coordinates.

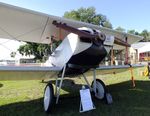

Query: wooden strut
[59,28,62,40]
[114,37,130,47]
[111,47,114,65]
[125,37,129,64]
[50,36,53,52]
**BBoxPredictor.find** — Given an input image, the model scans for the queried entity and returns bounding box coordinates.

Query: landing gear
[91,79,113,104]
[43,67,112,114]
[92,79,106,100]
[44,83,54,113]
[43,65,66,113]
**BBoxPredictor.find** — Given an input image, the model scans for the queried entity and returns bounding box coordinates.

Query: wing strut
[125,37,129,64]
[59,28,62,40]
[111,47,114,65]
[114,37,130,47]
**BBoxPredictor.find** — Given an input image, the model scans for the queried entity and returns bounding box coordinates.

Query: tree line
[16,7,150,62]
[115,27,150,42]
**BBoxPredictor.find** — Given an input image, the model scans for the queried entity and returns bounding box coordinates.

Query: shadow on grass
[42,79,83,95]
[1,80,150,116]
[0,83,3,88]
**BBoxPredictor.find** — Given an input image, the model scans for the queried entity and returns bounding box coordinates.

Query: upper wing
[0,2,143,49]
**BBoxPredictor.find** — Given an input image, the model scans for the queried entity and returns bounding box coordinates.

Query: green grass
[0,67,150,116]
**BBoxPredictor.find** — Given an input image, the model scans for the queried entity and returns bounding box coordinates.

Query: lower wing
[0,64,144,80]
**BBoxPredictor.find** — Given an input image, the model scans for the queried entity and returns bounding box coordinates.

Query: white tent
[130,42,150,63]
[138,43,150,53]
[131,42,150,53]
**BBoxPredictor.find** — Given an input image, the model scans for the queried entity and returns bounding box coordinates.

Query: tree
[140,29,150,42]
[115,26,126,32]
[18,42,51,62]
[64,7,112,28]
[127,29,139,35]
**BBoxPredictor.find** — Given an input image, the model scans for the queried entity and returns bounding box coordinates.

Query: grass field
[0,67,150,116]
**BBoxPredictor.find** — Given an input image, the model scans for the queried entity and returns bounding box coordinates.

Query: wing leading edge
[85,64,144,76]
[0,64,144,80]
[0,65,61,80]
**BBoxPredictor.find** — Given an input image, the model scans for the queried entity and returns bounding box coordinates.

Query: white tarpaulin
[138,43,150,53]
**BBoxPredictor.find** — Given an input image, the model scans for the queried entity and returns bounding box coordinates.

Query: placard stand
[79,86,95,113]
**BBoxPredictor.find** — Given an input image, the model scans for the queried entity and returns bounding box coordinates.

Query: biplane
[0,2,143,113]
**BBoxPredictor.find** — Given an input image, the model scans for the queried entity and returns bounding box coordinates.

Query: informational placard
[79,89,95,112]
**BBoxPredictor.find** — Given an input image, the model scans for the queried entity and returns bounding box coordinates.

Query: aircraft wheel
[92,79,106,100]
[44,83,54,113]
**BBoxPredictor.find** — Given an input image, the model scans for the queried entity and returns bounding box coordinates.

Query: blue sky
[0,0,150,32]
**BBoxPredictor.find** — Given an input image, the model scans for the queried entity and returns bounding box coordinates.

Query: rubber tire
[92,79,106,100]
[44,83,54,113]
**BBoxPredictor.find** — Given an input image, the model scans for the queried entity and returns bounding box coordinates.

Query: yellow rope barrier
[129,67,135,88]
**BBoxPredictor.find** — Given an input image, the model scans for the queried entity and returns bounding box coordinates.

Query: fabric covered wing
[0,2,50,43]
[0,2,143,49]
[85,64,144,76]
[0,65,61,80]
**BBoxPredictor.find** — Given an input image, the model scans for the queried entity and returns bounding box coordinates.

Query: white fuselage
[45,28,114,69]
